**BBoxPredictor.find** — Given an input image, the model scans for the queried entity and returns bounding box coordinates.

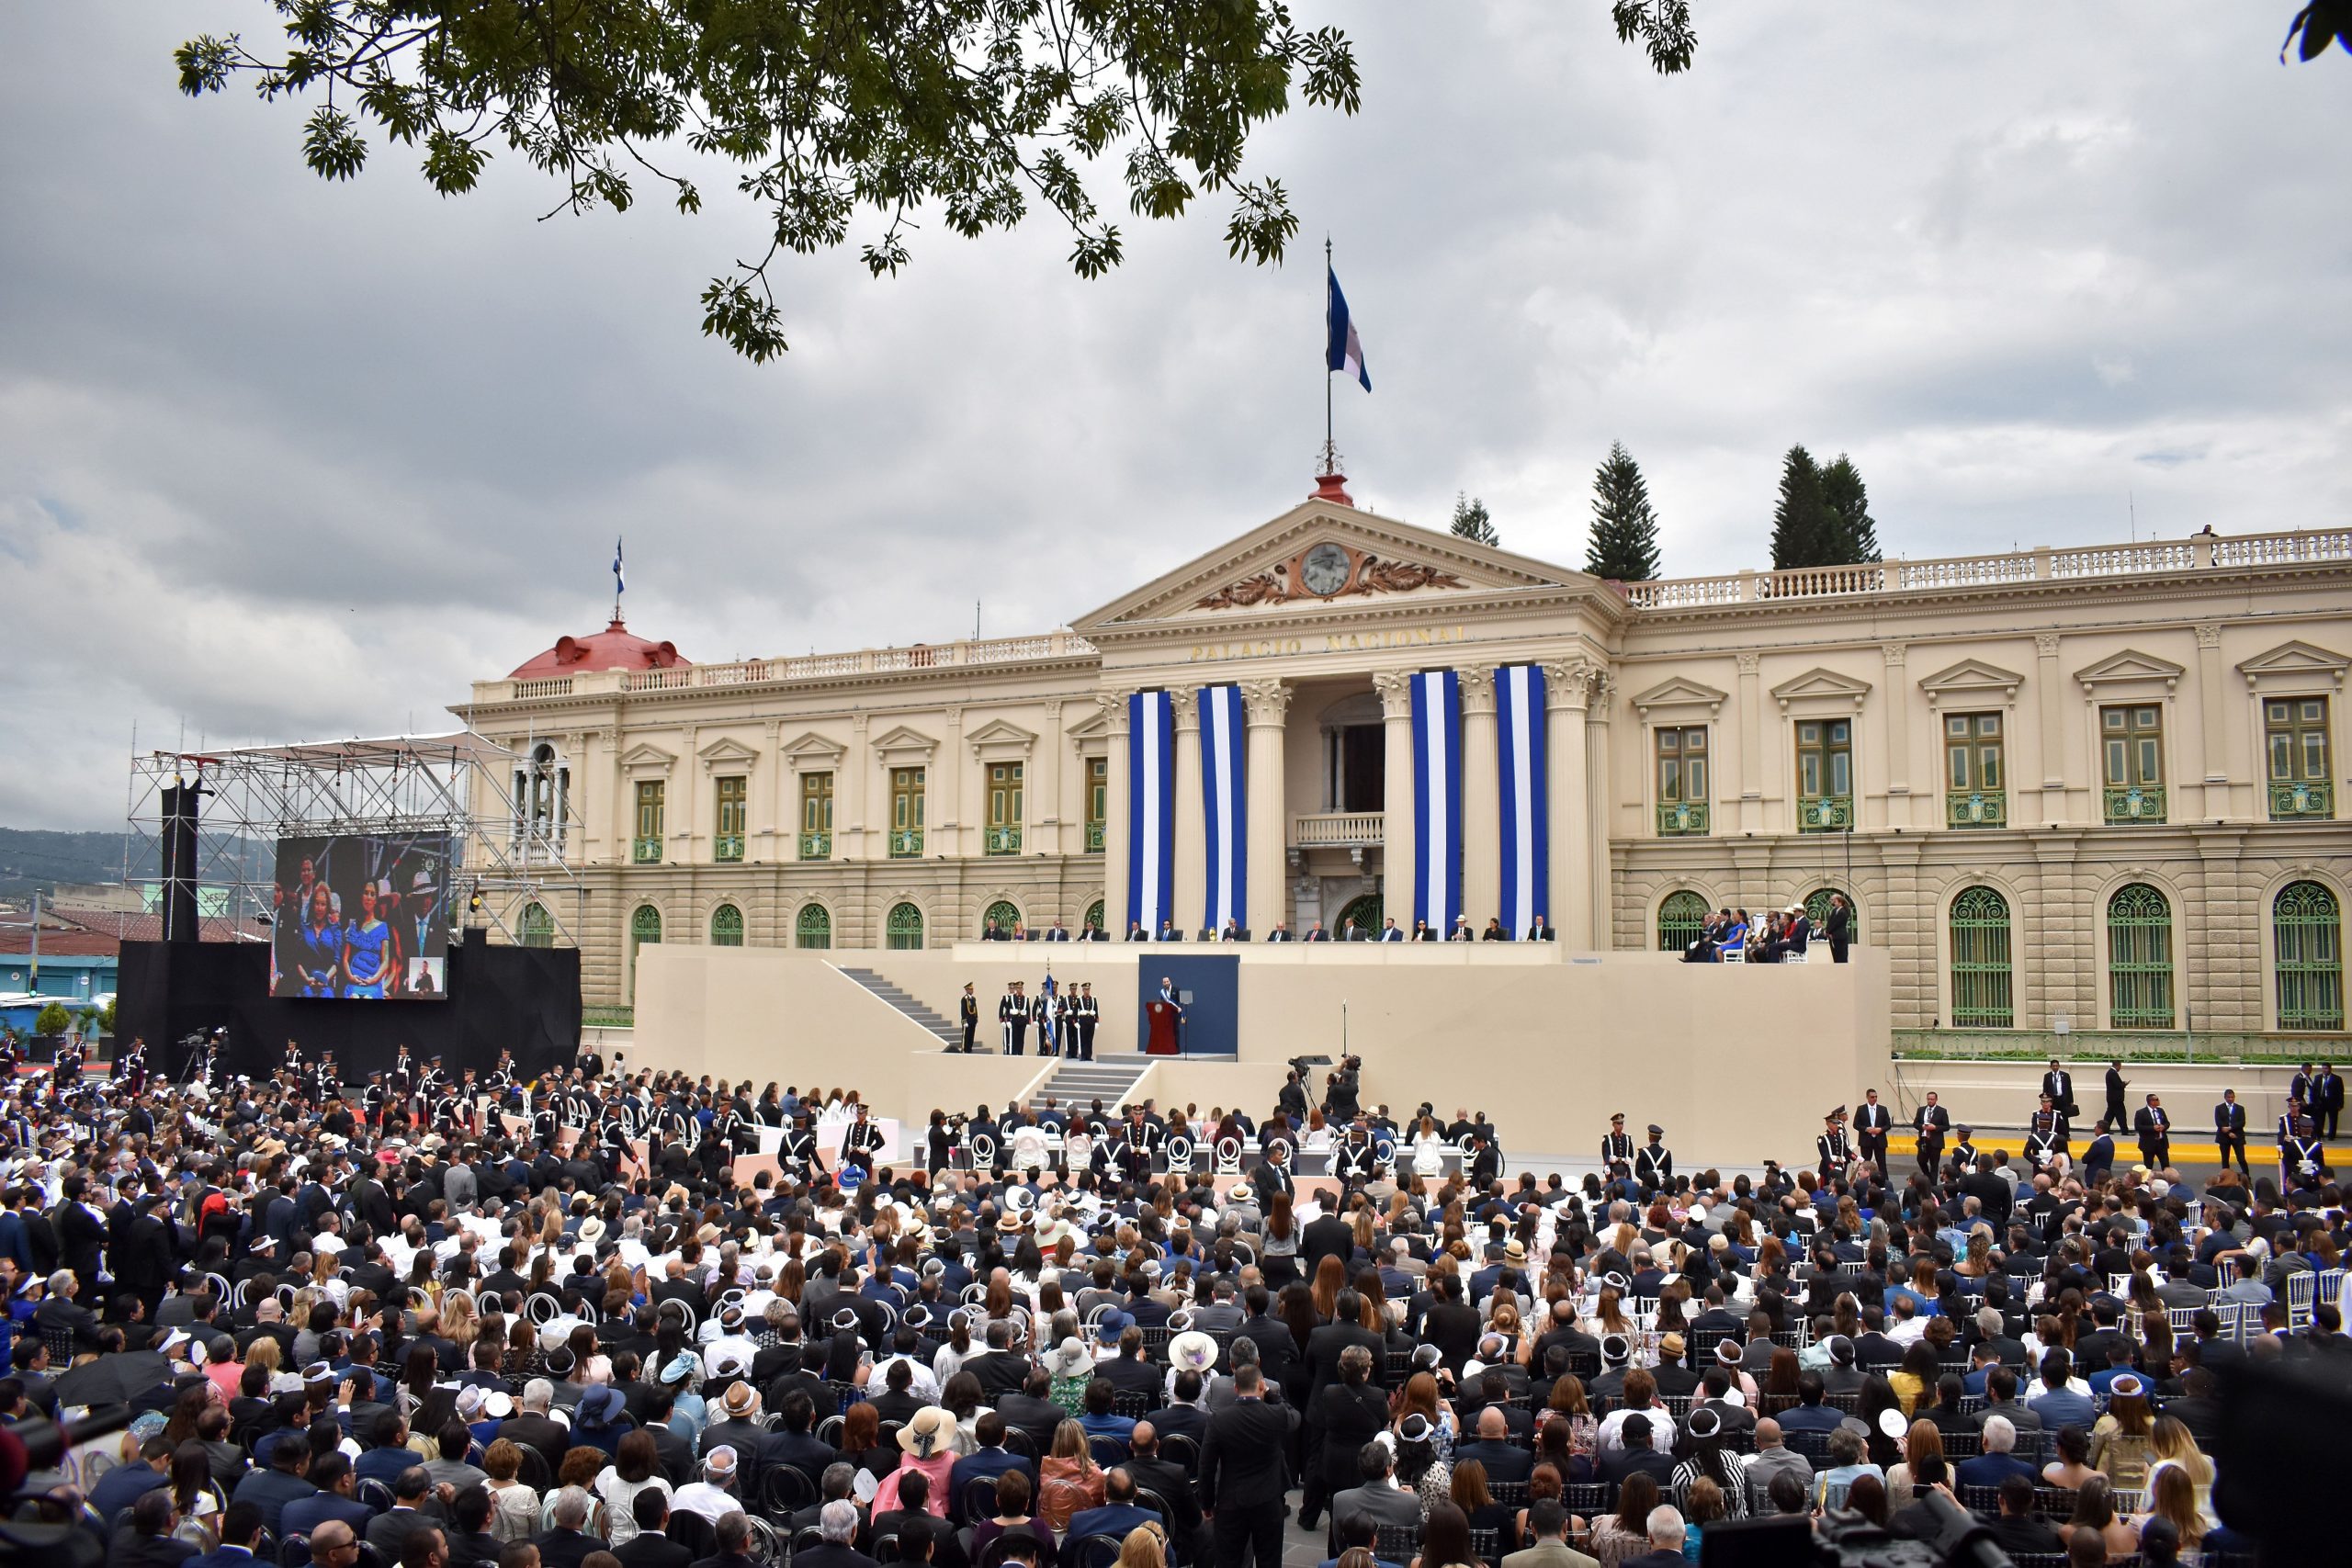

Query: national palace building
[458,490,2352,1052]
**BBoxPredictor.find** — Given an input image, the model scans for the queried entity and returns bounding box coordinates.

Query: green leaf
[301,104,368,180]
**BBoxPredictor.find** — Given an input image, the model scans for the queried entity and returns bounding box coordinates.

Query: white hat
[1168,1331,1217,1373]
[1044,1337,1095,1379]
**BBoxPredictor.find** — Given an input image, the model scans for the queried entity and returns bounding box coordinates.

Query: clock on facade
[1300,542,1352,596]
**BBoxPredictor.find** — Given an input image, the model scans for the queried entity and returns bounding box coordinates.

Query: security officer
[1853,1090,1893,1169]
[2133,1093,2172,1170]
[1815,1109,1851,1180]
[2213,1088,2251,1177]
[958,984,979,1054]
[1071,984,1099,1061]
[1911,1092,1951,1179]
[1634,1123,1673,1190]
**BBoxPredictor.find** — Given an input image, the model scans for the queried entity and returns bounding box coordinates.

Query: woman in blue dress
[293,882,343,997]
[341,880,395,998]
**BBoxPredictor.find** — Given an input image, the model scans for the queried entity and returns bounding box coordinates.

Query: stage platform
[632,943,1891,1168]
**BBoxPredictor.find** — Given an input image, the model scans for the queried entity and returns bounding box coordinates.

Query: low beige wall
[633,944,1890,1168]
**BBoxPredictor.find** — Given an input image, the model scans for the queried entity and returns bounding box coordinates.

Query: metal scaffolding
[120,731,587,949]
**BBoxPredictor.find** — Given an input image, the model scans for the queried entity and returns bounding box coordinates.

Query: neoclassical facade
[458,497,2352,1046]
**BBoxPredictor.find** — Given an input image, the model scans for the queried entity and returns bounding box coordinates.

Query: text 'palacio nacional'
[458,492,2352,1054]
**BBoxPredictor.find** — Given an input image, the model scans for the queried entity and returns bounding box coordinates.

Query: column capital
[1540,660,1597,712]
[1736,652,1762,675]
[1881,642,1908,668]
[1238,678,1293,727]
[2194,623,2222,649]
[1095,690,1134,736]
[1173,694,1202,734]
[2035,633,2063,658]
[1373,670,1416,719]
[1456,668,1497,716]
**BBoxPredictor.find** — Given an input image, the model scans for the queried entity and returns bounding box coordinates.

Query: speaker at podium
[1138,955,1238,1056]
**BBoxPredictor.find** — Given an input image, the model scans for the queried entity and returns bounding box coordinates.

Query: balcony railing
[631,837,662,863]
[1797,794,1853,832]
[889,829,924,858]
[985,825,1023,855]
[1293,812,1385,847]
[2104,784,2167,825]
[2270,780,2335,821]
[1946,790,2007,829]
[1618,525,2352,612]
[1085,821,1105,852]
[798,830,832,860]
[1656,800,1709,837]
[713,834,744,863]
[607,631,1101,694]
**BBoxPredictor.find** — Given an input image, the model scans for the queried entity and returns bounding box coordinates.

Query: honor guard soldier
[311,1050,338,1102]
[999,982,1027,1055]
[2025,1096,2067,1171]
[1634,1124,1673,1190]
[1853,1090,1893,1169]
[2214,1089,2251,1176]
[1816,1109,1851,1180]
[1031,987,1057,1060]
[1114,1110,1158,1184]
[599,1112,632,1177]
[1912,1092,1951,1178]
[1333,1123,1379,1193]
[0,1035,17,1078]
[419,1055,449,1111]
[957,985,979,1054]
[841,1104,885,1173]
[1948,1124,1979,1171]
[432,1084,465,1133]
[118,1036,150,1098]
[2283,1113,2326,1192]
[388,1045,415,1106]
[283,1038,305,1080]
[487,1049,516,1098]
[361,1072,387,1128]
[1600,1112,1634,1168]
[780,1112,821,1177]
[1071,984,1099,1061]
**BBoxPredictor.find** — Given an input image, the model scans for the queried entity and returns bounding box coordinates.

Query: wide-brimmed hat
[898,1406,957,1458]
[1044,1337,1095,1379]
[1168,1331,1217,1372]
[718,1382,761,1419]
[577,1216,607,1246]
[578,1386,626,1426]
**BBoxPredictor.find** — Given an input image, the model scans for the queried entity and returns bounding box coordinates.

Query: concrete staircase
[1029,1052,1152,1114]
[833,967,963,1050]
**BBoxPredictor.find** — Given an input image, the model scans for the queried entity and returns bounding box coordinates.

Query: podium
[1145,998,1182,1055]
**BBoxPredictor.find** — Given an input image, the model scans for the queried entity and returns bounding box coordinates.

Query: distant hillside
[0,826,275,901]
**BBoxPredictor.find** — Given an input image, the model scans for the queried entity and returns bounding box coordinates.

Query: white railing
[625,668,692,691]
[1293,811,1385,846]
[1621,526,2350,611]
[590,632,1098,698]
[512,677,573,698]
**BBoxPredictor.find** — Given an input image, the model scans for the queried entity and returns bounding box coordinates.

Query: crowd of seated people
[1676,898,1853,965]
[0,1037,2335,1568]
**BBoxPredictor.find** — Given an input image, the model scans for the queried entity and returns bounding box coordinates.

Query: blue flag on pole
[1326,266,1370,391]
[613,537,626,597]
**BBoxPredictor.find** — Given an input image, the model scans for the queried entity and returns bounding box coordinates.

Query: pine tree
[1585,441,1662,581]
[1450,492,1498,547]
[1817,454,1882,563]
[1770,445,1830,570]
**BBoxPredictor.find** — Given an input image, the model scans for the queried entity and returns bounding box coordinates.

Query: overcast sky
[3,5,2347,832]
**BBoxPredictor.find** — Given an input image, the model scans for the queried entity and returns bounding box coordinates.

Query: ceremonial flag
[613,537,626,597]
[1326,265,1371,392]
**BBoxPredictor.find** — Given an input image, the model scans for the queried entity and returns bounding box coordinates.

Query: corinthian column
[1457,668,1499,934]
[1542,660,1593,947]
[1240,680,1292,934]
[1099,694,1132,937]
[1172,693,1204,935]
[1374,671,1417,925]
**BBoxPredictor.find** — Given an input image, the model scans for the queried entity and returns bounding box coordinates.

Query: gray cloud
[3,2,2348,828]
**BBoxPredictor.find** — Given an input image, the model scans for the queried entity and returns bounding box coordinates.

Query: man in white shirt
[700,1304,761,1381]
[1884,1295,1931,1347]
[671,1448,742,1524]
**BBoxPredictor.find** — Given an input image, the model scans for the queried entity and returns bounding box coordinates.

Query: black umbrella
[51,1348,173,1407]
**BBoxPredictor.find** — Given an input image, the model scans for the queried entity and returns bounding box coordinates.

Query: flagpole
[1323,235,1335,472]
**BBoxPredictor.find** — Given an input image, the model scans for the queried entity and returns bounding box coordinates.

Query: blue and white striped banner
[1127,690,1176,935]
[1199,684,1248,934]
[1495,664,1549,939]
[1409,669,1463,935]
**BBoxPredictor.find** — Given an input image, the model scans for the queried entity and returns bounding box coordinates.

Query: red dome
[509,618,690,679]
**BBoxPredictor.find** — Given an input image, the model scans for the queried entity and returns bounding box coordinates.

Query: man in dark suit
[1303,922,1329,942]
[616,1491,695,1568]
[118,1491,198,1568]
[2041,1060,2077,1120]
[1453,1407,1533,1483]
[1852,1090,1892,1171]
[2133,1094,2172,1170]
[1910,1093,1950,1179]
[997,1368,1071,1459]
[92,1436,175,1525]
[535,1483,604,1568]
[1527,915,1555,941]
[689,1510,771,1568]
[794,1502,881,1568]
[1198,1366,1295,1568]
[1300,1204,1353,1280]
[1123,1424,1204,1562]
[1249,1143,1295,1206]
[495,1381,573,1477]
[1064,1469,1163,1564]
[186,1500,268,1568]
[2214,1089,2251,1176]
[949,1414,1033,1522]
[2321,1066,2346,1140]
[2102,1061,2130,1132]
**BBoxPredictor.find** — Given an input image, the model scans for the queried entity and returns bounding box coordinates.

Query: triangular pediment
[2236,640,2348,682]
[869,725,938,760]
[1770,667,1873,709]
[1918,657,2026,702]
[1629,675,1729,714]
[1074,502,1584,629]
[965,718,1038,757]
[695,737,760,768]
[2075,649,2186,690]
[617,741,676,769]
[780,729,848,762]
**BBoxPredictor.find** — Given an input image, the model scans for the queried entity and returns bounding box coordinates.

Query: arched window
[796,904,832,950]
[2106,884,2174,1029]
[520,902,554,948]
[886,901,925,950]
[1950,886,2013,1029]
[709,904,744,947]
[628,904,662,1001]
[1082,899,1105,937]
[982,899,1022,938]
[1336,892,1384,936]
[2276,881,2345,1031]
[512,742,570,852]
[1657,890,1710,953]
[1804,888,1857,943]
